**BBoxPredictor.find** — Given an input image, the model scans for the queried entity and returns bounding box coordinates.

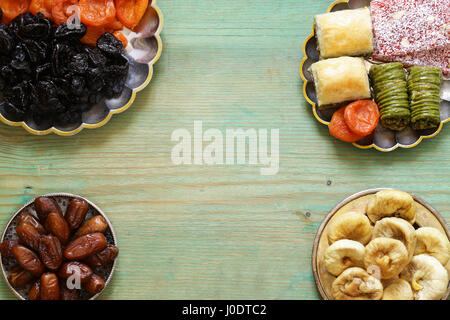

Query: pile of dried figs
[0,196,119,300]
[0,10,129,127]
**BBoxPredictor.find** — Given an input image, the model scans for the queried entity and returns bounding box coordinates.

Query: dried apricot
[79,0,116,27]
[115,0,148,29]
[51,0,77,25]
[29,0,53,18]
[0,0,30,24]
[329,107,365,143]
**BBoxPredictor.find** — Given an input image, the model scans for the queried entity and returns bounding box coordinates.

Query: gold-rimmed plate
[0,0,163,136]
[312,188,450,300]
[0,193,118,300]
[300,0,450,152]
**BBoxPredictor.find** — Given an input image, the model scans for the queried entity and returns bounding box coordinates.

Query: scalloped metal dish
[0,0,164,136]
[300,0,450,152]
[0,193,118,300]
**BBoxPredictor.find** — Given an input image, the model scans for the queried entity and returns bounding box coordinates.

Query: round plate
[0,193,118,300]
[300,0,450,152]
[0,0,164,136]
[312,188,450,300]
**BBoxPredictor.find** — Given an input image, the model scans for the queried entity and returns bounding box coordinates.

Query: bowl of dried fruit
[312,188,450,300]
[0,0,163,136]
[0,193,119,300]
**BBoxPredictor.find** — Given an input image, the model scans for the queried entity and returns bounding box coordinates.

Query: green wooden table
[0,0,448,300]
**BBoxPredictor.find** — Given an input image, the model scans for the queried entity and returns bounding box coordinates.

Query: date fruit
[60,283,79,300]
[40,273,59,300]
[65,198,89,231]
[83,274,105,294]
[0,240,19,258]
[64,233,107,260]
[18,212,46,234]
[12,245,45,276]
[8,265,34,287]
[75,215,108,238]
[29,280,41,300]
[16,222,41,251]
[45,212,70,245]
[58,261,93,283]
[85,245,119,268]
[34,197,62,223]
[38,235,63,271]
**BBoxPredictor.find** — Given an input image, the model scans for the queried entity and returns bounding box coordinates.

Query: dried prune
[64,233,107,260]
[69,53,89,74]
[97,33,123,57]
[0,12,130,128]
[0,24,15,55]
[65,198,89,231]
[23,39,47,64]
[12,244,45,276]
[38,235,63,271]
[55,23,87,41]
[85,47,107,67]
[19,19,51,39]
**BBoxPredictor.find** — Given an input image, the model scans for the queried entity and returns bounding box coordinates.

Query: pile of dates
[0,196,119,300]
[0,10,129,127]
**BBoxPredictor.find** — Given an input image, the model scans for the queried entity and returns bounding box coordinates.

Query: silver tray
[300,0,450,152]
[0,193,118,300]
[0,0,163,136]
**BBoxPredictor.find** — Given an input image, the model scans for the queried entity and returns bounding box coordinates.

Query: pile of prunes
[0,10,129,127]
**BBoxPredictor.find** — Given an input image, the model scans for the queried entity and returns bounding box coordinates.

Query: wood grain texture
[0,0,449,299]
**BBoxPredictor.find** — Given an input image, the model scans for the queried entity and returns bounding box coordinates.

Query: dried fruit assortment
[0,10,129,127]
[324,190,450,300]
[0,196,119,300]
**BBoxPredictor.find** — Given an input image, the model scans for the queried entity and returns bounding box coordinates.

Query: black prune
[19,21,51,40]
[55,23,86,41]
[35,63,52,81]
[2,101,26,121]
[71,76,86,96]
[97,33,123,57]
[0,24,15,55]
[0,13,129,127]
[23,39,47,64]
[10,43,31,73]
[85,47,107,67]
[69,53,89,74]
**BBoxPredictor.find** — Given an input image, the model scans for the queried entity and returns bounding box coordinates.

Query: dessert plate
[312,188,450,300]
[0,0,163,136]
[300,0,449,152]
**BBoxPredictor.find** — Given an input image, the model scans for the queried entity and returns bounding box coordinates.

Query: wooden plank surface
[0,0,449,299]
